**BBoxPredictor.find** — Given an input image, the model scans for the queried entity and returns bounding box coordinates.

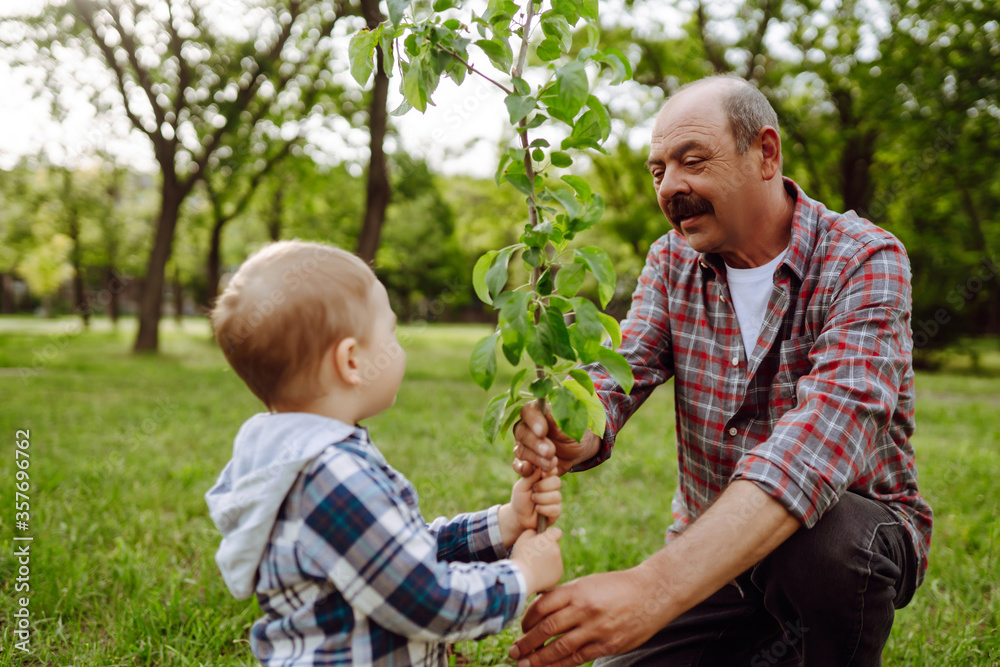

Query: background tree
[8,0,363,351]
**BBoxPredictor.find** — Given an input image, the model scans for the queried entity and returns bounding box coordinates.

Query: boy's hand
[510,527,563,595]
[499,469,562,547]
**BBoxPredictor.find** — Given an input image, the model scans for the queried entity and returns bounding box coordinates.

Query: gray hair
[675,75,781,155]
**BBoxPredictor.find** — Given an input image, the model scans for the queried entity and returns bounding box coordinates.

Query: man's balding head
[667,75,781,158]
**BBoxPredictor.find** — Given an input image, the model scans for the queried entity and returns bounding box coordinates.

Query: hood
[205,412,355,599]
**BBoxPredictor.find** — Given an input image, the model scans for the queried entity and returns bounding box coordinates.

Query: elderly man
[508,75,932,666]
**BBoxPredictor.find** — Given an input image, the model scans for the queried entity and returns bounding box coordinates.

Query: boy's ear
[333,337,362,386]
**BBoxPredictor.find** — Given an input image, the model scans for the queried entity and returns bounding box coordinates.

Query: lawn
[0,316,997,666]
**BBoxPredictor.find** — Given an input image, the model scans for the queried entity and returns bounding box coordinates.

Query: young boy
[205,240,563,666]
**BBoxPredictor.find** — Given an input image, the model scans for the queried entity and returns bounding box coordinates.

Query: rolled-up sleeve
[732,241,912,527]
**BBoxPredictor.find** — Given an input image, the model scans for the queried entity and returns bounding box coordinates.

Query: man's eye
[685,159,704,167]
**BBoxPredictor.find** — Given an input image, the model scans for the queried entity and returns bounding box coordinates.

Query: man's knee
[756,493,903,608]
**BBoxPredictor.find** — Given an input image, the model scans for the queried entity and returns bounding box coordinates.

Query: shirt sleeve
[426,505,509,563]
[731,239,913,527]
[295,454,527,643]
[573,236,676,472]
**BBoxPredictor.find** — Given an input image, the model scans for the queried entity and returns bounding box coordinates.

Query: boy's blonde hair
[211,240,376,409]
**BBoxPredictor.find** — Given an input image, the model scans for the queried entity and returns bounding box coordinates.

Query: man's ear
[759,126,782,181]
[332,337,362,386]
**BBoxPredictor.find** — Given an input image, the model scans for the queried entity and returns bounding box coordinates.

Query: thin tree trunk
[63,170,90,328]
[173,267,183,326]
[1,274,14,314]
[134,177,182,353]
[105,267,120,324]
[356,0,390,264]
[267,185,284,241]
[206,215,225,309]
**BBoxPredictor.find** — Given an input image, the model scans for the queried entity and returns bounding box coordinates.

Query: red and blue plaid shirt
[579,178,932,583]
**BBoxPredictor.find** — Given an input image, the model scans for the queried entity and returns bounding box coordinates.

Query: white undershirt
[725,248,788,356]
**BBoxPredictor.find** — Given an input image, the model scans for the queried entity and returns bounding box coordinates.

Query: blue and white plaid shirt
[250,426,527,666]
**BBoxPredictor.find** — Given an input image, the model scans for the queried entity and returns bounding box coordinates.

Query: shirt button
[731,356,739,366]
[728,427,738,436]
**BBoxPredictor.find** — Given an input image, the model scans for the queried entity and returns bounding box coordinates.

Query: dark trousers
[594,493,918,667]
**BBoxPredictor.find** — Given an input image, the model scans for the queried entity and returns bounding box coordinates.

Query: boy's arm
[297,454,527,642]
[428,507,510,564]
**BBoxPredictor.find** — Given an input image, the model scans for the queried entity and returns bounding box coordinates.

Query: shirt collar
[698,177,816,283]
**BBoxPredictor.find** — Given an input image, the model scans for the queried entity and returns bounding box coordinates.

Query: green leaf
[512,76,531,96]
[548,186,580,218]
[575,246,616,307]
[541,12,573,51]
[597,347,634,395]
[581,0,599,21]
[568,368,596,395]
[569,297,604,362]
[561,174,592,200]
[575,193,605,231]
[499,397,530,441]
[554,261,585,296]
[550,151,573,168]
[470,331,500,390]
[434,0,460,10]
[387,0,407,26]
[587,95,612,141]
[570,109,604,144]
[552,61,589,122]
[486,246,516,301]
[494,153,512,187]
[529,377,555,399]
[504,93,536,125]
[562,374,606,438]
[525,319,556,367]
[598,311,621,348]
[483,392,509,443]
[499,290,531,364]
[504,172,534,197]
[509,367,529,402]
[475,38,513,72]
[550,384,589,442]
[379,28,396,76]
[349,28,380,87]
[551,0,584,20]
[536,38,562,62]
[473,250,498,305]
[601,47,633,84]
[402,58,428,112]
[390,97,413,116]
[544,305,576,361]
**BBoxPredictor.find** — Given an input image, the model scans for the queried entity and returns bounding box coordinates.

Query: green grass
[0,316,997,665]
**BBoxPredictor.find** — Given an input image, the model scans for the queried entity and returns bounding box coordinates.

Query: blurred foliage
[0,0,997,364]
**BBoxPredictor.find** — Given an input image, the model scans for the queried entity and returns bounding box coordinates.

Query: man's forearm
[629,480,801,624]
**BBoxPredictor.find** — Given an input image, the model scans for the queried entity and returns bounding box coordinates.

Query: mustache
[665,194,714,225]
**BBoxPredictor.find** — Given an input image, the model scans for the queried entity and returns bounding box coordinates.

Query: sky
[0,0,700,177]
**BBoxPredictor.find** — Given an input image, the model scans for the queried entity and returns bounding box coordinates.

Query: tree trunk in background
[832,89,876,214]
[267,185,284,241]
[173,267,183,326]
[1,274,14,314]
[356,0,390,264]
[105,267,120,324]
[63,170,90,328]
[134,176,182,353]
[206,215,225,310]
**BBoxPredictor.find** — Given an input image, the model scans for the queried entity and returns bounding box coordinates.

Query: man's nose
[657,164,690,202]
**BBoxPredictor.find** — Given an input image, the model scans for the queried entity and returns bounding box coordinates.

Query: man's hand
[513,402,601,477]
[508,570,668,667]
